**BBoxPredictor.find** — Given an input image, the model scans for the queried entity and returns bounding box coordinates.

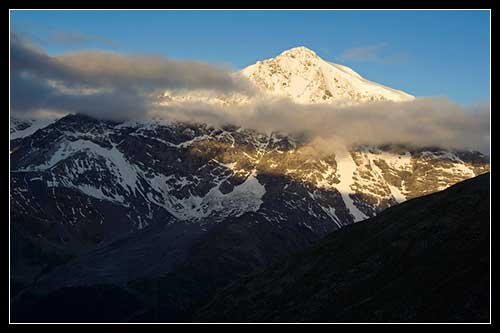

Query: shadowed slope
[197,173,490,322]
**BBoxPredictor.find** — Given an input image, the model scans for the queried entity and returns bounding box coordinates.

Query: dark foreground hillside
[11,173,490,323]
[196,173,490,322]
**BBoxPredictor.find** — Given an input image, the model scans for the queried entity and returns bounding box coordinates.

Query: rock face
[196,173,490,323]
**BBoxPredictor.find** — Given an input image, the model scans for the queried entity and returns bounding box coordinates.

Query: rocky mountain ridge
[11,114,488,238]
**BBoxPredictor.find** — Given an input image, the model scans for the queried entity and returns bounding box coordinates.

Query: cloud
[53,52,253,92]
[149,97,490,154]
[10,71,150,120]
[47,30,118,48]
[339,43,408,64]
[10,31,254,120]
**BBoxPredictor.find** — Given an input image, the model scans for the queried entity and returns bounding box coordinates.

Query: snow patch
[334,145,368,222]
[10,118,58,140]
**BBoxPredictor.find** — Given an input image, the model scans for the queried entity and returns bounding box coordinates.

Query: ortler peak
[239,46,415,104]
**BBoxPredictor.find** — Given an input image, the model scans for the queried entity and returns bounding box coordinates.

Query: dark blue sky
[11,10,490,106]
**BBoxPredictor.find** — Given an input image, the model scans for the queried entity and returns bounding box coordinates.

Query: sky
[10,10,490,106]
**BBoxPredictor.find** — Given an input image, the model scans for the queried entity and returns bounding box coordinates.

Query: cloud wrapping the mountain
[151,97,490,154]
[10,32,489,153]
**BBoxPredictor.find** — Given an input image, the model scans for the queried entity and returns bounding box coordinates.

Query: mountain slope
[11,114,488,231]
[10,114,488,322]
[10,118,58,141]
[196,173,490,322]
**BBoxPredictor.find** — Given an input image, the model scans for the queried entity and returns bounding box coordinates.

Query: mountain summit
[240,46,415,104]
[277,46,320,59]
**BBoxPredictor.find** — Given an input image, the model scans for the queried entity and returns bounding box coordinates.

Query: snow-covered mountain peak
[157,46,415,107]
[240,47,415,105]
